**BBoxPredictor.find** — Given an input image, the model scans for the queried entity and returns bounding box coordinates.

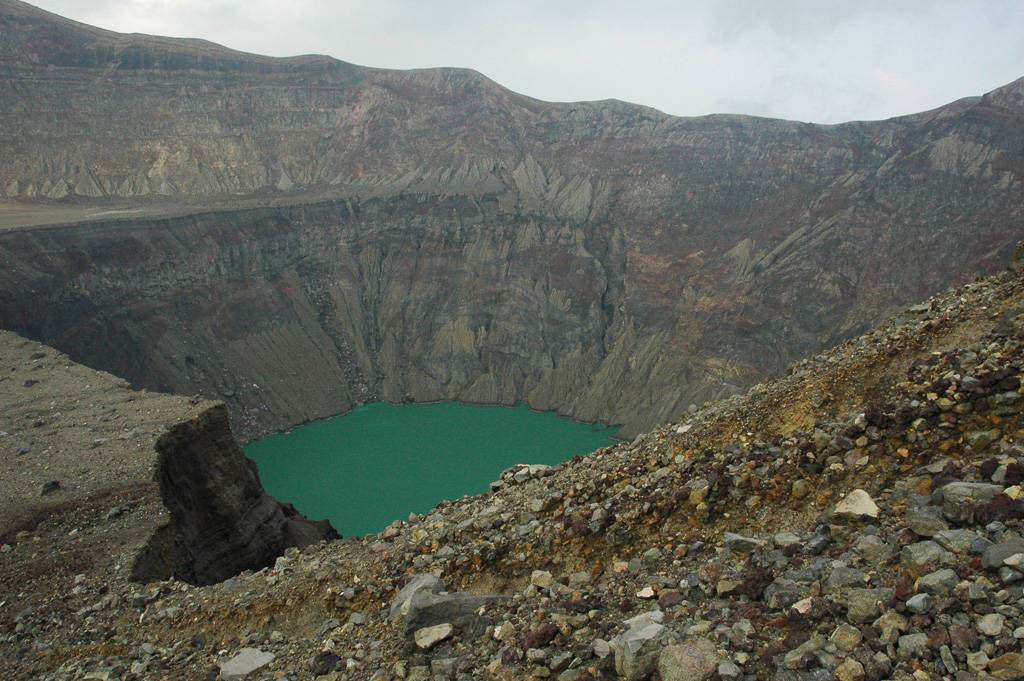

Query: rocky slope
[1,252,1022,680]
[0,329,337,590]
[1,0,1023,441]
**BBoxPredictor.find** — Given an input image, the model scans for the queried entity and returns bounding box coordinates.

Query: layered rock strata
[1,0,1023,440]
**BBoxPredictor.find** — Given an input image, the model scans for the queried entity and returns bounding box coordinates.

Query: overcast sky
[25,0,1024,124]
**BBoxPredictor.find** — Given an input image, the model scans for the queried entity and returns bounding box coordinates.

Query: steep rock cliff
[0,330,338,586]
[0,0,1022,440]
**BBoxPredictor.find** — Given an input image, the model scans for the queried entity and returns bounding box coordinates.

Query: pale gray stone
[414,623,453,650]
[918,568,958,596]
[834,489,879,521]
[723,533,762,553]
[901,541,954,573]
[978,613,1006,637]
[934,529,980,554]
[906,593,933,614]
[390,574,444,620]
[897,633,930,659]
[615,622,668,679]
[906,508,950,536]
[846,588,895,623]
[220,649,275,681]
[658,639,720,681]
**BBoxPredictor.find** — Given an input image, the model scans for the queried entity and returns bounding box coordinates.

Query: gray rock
[220,648,275,681]
[568,571,593,588]
[982,539,1024,570]
[783,636,826,669]
[918,568,958,596]
[939,645,958,675]
[834,489,879,521]
[851,534,891,562]
[414,623,453,650]
[933,529,980,554]
[966,430,1002,452]
[723,533,763,553]
[846,588,895,623]
[830,624,863,652]
[906,593,934,614]
[967,583,988,601]
[658,639,720,681]
[774,532,802,548]
[978,613,1006,637]
[999,566,1023,584]
[967,651,991,672]
[906,508,950,537]
[390,574,445,620]
[897,633,930,660]
[718,661,742,680]
[786,558,828,583]
[404,592,504,634]
[901,541,954,574]
[764,579,811,609]
[974,535,997,554]
[431,658,458,677]
[826,567,868,593]
[549,651,572,673]
[615,622,668,679]
[941,482,1004,523]
[622,610,665,628]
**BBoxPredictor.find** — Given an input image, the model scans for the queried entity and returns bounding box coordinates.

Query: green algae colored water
[245,402,618,538]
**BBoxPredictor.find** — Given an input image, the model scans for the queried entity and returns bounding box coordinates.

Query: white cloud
[23,0,1024,124]
[874,69,930,117]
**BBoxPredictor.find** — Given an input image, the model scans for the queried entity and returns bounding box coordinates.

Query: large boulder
[982,539,1024,570]
[404,592,505,634]
[941,482,1004,524]
[615,621,669,680]
[390,574,445,619]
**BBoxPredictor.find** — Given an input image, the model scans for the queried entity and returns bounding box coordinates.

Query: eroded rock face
[0,329,336,587]
[0,1,1023,442]
[133,403,338,585]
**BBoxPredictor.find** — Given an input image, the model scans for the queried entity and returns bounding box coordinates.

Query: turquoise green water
[245,402,618,538]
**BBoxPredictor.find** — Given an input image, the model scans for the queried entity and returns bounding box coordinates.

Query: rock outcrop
[0,330,337,588]
[135,403,339,585]
[1,1,1023,441]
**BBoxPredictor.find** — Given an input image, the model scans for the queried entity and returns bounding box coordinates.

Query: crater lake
[245,402,619,537]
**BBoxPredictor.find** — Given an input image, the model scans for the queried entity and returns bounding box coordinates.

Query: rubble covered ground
[1,258,1024,681]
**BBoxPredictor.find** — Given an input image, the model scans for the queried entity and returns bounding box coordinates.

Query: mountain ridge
[0,0,1021,443]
